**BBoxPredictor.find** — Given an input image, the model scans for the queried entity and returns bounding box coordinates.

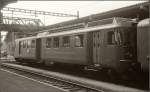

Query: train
[12,17,149,75]
[137,18,149,73]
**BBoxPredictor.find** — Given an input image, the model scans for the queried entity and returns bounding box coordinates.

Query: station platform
[0,63,147,92]
[0,55,15,62]
[0,68,68,92]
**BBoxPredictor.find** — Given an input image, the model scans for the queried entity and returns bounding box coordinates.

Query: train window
[46,38,52,48]
[122,29,133,45]
[75,35,84,47]
[63,36,70,47]
[21,41,23,48]
[22,41,24,48]
[23,41,26,48]
[107,31,122,45]
[115,31,122,45]
[27,40,31,48]
[53,37,59,48]
[31,40,35,48]
[107,31,115,45]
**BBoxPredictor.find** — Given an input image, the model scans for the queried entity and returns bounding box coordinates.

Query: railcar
[40,17,138,73]
[137,18,149,73]
[14,17,139,74]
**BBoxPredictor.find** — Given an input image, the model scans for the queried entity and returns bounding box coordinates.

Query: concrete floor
[0,65,65,92]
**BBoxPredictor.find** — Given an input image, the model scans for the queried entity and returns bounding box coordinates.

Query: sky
[0,1,147,41]
[3,1,146,25]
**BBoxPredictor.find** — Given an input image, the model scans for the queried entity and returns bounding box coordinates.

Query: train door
[19,41,21,55]
[87,32,93,64]
[36,38,41,60]
[93,31,104,65]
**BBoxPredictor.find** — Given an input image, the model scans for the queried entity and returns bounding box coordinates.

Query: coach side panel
[41,33,88,65]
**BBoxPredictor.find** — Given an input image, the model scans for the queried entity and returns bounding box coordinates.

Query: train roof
[40,17,133,33]
[15,36,37,41]
[15,17,134,41]
[138,18,149,27]
[40,17,133,38]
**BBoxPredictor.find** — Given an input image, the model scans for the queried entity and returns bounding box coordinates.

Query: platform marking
[0,68,69,92]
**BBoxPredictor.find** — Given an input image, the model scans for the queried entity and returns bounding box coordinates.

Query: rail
[1,63,104,92]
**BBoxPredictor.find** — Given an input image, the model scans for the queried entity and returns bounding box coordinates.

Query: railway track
[1,63,104,92]
[0,63,147,92]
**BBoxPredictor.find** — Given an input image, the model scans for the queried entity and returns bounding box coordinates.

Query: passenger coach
[137,18,149,73]
[14,36,40,62]
[14,17,139,73]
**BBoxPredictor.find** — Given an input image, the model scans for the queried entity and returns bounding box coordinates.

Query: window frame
[62,36,70,48]
[107,31,116,45]
[31,39,36,48]
[27,40,31,48]
[20,41,23,48]
[53,37,59,48]
[74,34,84,47]
[23,40,27,48]
[107,28,124,45]
[46,37,52,48]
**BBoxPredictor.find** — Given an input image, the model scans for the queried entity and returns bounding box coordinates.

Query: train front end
[112,18,140,74]
[87,17,140,74]
[116,27,139,74]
